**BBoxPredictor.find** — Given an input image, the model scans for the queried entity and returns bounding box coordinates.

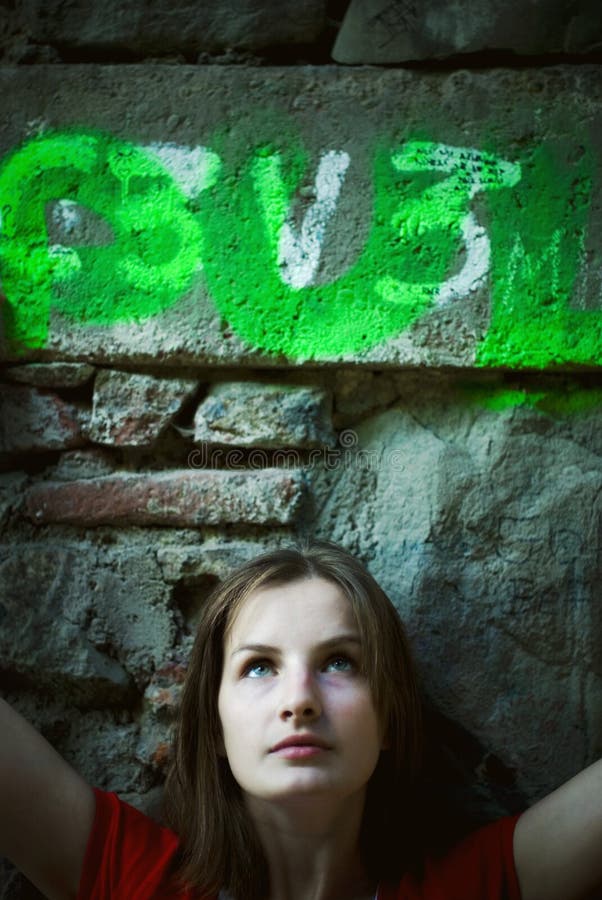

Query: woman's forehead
[224,575,358,644]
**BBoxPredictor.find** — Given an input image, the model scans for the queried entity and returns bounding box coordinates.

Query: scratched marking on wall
[0,126,598,365]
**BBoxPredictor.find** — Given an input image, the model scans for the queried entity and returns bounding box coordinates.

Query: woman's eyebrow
[231,634,362,657]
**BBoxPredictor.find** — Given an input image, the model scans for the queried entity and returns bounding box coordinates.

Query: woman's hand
[514,757,602,900]
[0,696,95,900]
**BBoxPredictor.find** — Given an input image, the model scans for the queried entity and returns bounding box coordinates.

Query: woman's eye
[244,660,273,678]
[325,655,356,673]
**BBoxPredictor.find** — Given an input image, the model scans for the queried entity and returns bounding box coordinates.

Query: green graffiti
[199,135,519,359]
[0,125,599,370]
[477,143,597,367]
[0,130,202,349]
[462,383,602,415]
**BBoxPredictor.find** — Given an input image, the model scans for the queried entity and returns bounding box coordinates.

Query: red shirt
[78,788,522,899]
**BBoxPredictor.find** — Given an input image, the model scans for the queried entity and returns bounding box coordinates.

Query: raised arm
[0,696,95,900]
[514,757,602,900]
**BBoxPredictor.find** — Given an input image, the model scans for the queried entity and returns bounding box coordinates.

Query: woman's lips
[272,745,328,759]
[269,735,331,759]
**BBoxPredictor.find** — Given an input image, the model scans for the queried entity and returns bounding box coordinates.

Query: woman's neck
[245,791,377,900]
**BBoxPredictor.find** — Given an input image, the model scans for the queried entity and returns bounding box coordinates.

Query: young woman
[1,540,602,900]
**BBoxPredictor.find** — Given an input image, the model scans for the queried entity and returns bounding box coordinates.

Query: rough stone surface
[0,472,28,526]
[136,661,188,775]
[85,369,198,446]
[0,384,85,453]
[1,66,601,369]
[2,362,95,387]
[6,691,151,794]
[312,379,602,802]
[18,0,326,56]
[50,448,116,480]
[24,468,307,527]
[193,381,335,448]
[156,536,272,582]
[332,369,400,424]
[0,542,176,695]
[333,0,602,63]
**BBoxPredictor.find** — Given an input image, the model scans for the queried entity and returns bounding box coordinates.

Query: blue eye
[244,660,273,678]
[325,655,355,673]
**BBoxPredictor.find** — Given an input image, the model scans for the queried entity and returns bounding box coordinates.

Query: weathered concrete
[333,0,602,63]
[312,377,602,802]
[194,381,335,447]
[2,362,95,387]
[0,472,28,526]
[86,369,198,446]
[156,536,273,582]
[3,690,158,819]
[24,468,307,526]
[0,384,86,453]
[0,66,601,369]
[0,541,177,694]
[51,447,116,480]
[332,368,400,424]
[17,0,326,56]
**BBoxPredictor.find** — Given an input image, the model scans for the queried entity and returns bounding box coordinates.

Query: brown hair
[163,539,423,899]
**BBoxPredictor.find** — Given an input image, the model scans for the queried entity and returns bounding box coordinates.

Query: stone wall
[1,3,602,897]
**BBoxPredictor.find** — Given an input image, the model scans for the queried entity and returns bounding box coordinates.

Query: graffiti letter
[391,141,521,307]
[276,150,350,288]
[477,143,598,367]
[0,130,203,349]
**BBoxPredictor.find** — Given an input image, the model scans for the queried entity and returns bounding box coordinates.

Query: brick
[143,661,187,716]
[194,381,335,448]
[0,384,85,453]
[3,362,95,387]
[24,468,306,526]
[333,0,600,63]
[86,370,198,446]
[136,661,189,775]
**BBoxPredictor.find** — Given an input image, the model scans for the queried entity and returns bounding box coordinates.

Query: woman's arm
[514,757,602,900]
[0,696,95,900]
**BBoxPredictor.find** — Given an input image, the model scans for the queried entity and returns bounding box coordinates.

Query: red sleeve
[77,787,211,900]
[382,814,522,900]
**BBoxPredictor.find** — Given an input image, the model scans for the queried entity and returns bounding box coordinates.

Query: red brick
[24,468,306,527]
[144,662,187,715]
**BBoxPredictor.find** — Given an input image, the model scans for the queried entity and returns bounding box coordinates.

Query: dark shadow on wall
[418,698,527,853]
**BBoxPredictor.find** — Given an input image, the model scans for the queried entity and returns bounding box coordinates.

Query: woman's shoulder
[78,787,215,900]
[380,814,522,900]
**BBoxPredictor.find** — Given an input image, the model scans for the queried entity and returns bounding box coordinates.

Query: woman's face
[217,576,385,809]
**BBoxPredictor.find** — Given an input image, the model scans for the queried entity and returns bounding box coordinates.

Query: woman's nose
[278,666,322,722]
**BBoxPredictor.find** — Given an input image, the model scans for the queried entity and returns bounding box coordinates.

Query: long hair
[163,539,424,899]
